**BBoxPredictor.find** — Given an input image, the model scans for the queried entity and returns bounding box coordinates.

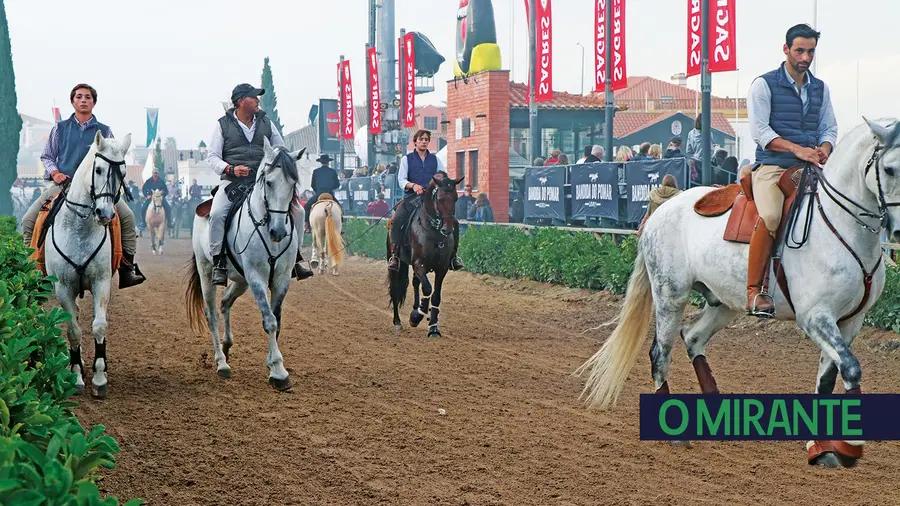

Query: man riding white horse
[206,83,314,286]
[745,23,839,317]
[388,129,464,272]
[303,154,341,233]
[21,83,145,288]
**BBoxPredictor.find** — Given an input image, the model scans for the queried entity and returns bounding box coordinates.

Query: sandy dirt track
[69,237,900,506]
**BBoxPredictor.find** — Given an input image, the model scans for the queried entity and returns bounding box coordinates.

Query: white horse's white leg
[198,258,228,378]
[248,279,291,390]
[648,302,686,394]
[56,283,85,394]
[220,279,249,366]
[90,280,111,399]
[798,311,862,391]
[679,304,738,394]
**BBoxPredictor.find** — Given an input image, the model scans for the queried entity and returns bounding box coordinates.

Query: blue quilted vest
[56,116,112,177]
[405,151,438,193]
[754,63,824,168]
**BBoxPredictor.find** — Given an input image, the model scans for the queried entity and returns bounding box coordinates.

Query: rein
[777,144,888,321]
[229,164,296,287]
[52,151,127,299]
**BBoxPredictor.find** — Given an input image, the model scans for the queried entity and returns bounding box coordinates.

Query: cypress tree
[260,57,284,135]
[0,0,23,216]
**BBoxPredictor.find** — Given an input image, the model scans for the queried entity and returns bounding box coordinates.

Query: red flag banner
[341,60,355,140]
[400,32,416,127]
[708,0,737,73]
[337,62,344,139]
[610,0,626,90]
[594,0,606,92]
[52,107,61,122]
[686,0,701,77]
[367,47,382,134]
[535,0,553,102]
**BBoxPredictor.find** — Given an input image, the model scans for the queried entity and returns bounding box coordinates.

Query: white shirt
[397,151,447,190]
[206,111,285,175]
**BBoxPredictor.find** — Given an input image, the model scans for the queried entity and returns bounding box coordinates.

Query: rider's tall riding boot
[449,224,464,271]
[746,217,775,317]
[292,251,314,280]
[212,253,228,287]
[118,252,146,289]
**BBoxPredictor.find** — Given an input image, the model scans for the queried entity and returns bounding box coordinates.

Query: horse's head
[863,117,900,241]
[428,173,465,237]
[151,189,163,205]
[81,131,130,226]
[257,137,306,242]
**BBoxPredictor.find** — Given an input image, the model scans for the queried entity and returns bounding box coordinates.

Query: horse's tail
[324,203,344,267]
[575,248,654,410]
[184,255,207,334]
[387,234,408,309]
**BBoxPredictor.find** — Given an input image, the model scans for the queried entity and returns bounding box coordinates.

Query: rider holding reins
[387,129,464,272]
[746,23,839,317]
[21,83,146,289]
[206,83,314,287]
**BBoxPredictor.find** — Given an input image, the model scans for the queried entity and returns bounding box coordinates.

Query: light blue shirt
[747,64,838,152]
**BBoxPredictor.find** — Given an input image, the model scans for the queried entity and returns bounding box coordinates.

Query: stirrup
[747,292,776,318]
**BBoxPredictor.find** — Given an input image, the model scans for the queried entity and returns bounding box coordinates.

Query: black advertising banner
[382,174,398,208]
[318,98,341,154]
[523,166,566,220]
[349,177,373,214]
[570,163,619,220]
[333,179,351,211]
[625,158,687,223]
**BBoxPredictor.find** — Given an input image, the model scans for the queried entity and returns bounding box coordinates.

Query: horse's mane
[261,147,299,185]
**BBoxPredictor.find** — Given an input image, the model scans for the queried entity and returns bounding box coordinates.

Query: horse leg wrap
[69,347,82,368]
[691,355,720,394]
[93,341,107,370]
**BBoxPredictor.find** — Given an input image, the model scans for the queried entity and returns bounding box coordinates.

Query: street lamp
[576,42,585,95]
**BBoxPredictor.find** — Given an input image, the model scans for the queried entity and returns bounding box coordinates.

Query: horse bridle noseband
[421,186,454,237]
[64,152,129,219]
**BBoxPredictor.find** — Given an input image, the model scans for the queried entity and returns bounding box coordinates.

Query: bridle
[64,152,129,219]
[421,184,456,237]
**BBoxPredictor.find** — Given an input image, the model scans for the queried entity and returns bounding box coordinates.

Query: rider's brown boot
[746,218,775,317]
[118,253,146,289]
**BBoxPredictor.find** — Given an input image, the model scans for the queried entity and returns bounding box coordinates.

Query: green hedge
[342,218,900,333]
[0,216,140,506]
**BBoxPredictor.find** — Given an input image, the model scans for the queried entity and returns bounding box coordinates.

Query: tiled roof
[611,75,746,112]
[509,82,607,110]
[614,110,736,138]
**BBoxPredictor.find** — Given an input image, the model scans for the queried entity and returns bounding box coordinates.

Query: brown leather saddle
[694,164,804,243]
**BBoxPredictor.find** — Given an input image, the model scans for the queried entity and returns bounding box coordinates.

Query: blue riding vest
[56,115,113,178]
[754,62,824,168]
[404,151,439,194]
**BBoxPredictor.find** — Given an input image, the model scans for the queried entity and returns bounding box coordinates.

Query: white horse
[309,195,345,276]
[45,131,131,399]
[185,139,306,391]
[577,118,900,468]
[145,189,166,255]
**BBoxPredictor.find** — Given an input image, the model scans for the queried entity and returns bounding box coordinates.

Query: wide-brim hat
[231,83,265,104]
[316,154,334,163]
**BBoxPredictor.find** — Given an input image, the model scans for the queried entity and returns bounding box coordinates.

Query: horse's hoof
[310,259,320,269]
[74,382,85,395]
[217,366,231,379]
[810,452,843,468]
[427,328,442,338]
[394,324,402,333]
[91,384,108,399]
[669,440,693,448]
[268,375,292,392]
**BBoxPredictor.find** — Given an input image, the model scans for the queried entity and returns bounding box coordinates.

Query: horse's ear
[454,176,465,185]
[119,133,132,154]
[262,136,274,155]
[93,130,105,150]
[290,147,306,161]
[865,116,892,144]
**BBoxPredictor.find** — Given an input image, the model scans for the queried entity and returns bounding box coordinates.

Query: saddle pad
[195,199,212,218]
[723,186,800,244]
[30,207,123,276]
[694,184,742,217]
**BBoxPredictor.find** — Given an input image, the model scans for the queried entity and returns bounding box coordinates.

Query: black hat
[231,83,265,104]
[670,136,683,146]
[316,154,333,163]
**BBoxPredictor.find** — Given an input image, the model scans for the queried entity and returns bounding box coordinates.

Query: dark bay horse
[387,174,464,337]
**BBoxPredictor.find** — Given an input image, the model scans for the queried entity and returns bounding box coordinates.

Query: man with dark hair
[576,145,592,164]
[388,129,464,272]
[745,23,837,317]
[206,83,313,286]
[632,142,653,161]
[664,137,684,159]
[21,83,145,288]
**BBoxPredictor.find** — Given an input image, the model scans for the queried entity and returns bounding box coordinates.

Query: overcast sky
[7,0,896,149]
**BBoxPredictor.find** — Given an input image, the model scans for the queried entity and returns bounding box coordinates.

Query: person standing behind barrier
[685,114,704,183]
[631,142,653,161]
[584,146,603,163]
[556,153,569,165]
[456,184,475,223]
[615,146,633,162]
[648,144,663,160]
[366,193,390,217]
[468,193,494,223]
[637,174,681,235]
[576,145,592,164]
[664,137,684,159]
